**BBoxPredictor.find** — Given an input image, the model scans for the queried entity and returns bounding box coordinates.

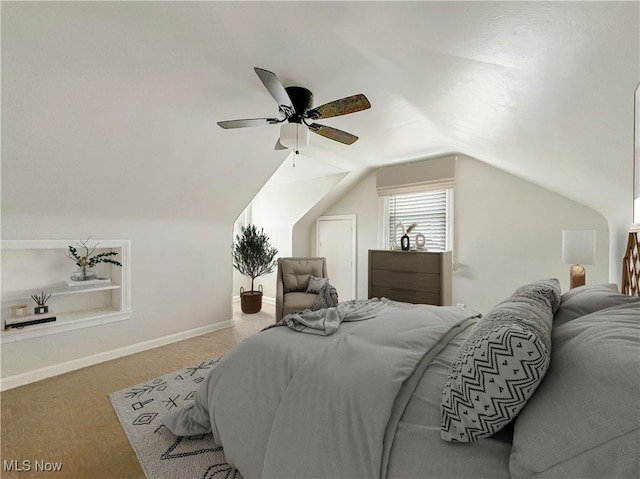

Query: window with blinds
[387,189,452,251]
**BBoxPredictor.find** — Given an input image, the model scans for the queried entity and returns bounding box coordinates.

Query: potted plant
[65,237,122,281]
[232,225,278,313]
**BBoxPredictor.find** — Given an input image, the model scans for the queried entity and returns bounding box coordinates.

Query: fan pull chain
[293,124,300,167]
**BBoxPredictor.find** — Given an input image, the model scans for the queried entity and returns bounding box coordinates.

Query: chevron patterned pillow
[440,278,560,442]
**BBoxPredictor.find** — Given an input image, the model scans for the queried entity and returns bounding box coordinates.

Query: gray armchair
[275,257,334,321]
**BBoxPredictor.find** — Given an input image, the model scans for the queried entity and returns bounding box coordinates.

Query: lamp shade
[280,122,309,149]
[562,230,596,265]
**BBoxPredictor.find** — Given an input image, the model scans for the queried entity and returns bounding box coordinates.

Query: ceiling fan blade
[217,118,280,129]
[254,67,295,115]
[274,139,287,150]
[305,94,371,120]
[308,123,359,145]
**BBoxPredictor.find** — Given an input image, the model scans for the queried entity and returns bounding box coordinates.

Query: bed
[163,273,640,478]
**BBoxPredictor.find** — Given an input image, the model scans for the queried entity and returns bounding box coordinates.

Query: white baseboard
[0,319,234,391]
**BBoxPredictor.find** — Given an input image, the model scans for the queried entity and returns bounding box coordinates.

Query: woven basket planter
[240,286,263,314]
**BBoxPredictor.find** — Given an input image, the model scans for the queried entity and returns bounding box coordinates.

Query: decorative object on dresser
[368,249,452,305]
[391,223,405,250]
[561,229,596,289]
[66,237,122,282]
[232,225,278,314]
[392,223,429,251]
[400,223,417,251]
[400,233,410,251]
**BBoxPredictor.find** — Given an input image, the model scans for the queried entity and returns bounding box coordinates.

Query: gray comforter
[162,284,640,479]
[163,299,481,478]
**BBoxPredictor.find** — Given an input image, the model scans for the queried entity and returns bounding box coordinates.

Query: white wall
[1,5,285,380]
[1,214,237,378]
[308,173,379,299]
[318,155,609,314]
[452,155,608,311]
[1,152,282,383]
[232,173,347,301]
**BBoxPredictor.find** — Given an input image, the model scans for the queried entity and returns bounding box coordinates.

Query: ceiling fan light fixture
[218,68,370,148]
[280,122,309,150]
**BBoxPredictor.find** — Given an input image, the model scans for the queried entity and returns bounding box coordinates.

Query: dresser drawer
[369,250,441,272]
[370,286,441,305]
[370,269,440,293]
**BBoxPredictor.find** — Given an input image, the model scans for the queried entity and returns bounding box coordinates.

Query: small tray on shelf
[64,278,111,288]
[4,314,57,330]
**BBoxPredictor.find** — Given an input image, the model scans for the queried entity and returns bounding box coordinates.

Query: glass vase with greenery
[66,237,122,281]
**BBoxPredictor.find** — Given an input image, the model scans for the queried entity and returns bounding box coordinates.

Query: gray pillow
[281,259,324,292]
[283,273,311,293]
[553,283,638,326]
[512,278,562,314]
[306,276,329,294]
[509,302,640,478]
[441,278,559,442]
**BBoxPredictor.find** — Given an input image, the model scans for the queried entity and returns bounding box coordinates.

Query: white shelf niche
[1,239,131,343]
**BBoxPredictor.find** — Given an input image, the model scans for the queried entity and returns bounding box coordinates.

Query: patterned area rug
[109,357,241,479]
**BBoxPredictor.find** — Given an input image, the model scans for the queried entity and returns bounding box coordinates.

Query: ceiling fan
[217,67,371,152]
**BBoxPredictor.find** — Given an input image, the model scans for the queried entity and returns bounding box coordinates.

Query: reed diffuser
[31,291,52,314]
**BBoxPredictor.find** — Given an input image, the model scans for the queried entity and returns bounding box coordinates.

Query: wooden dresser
[368,250,452,306]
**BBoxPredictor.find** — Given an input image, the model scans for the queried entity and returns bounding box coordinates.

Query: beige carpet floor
[0,302,274,479]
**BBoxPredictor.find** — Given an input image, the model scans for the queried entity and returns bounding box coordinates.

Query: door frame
[316,214,357,300]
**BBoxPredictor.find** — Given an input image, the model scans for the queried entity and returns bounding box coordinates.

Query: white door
[316,215,356,301]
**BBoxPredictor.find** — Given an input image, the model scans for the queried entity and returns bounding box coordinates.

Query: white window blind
[388,189,451,251]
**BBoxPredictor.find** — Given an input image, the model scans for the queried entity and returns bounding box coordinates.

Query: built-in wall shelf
[1,239,131,343]
[2,282,121,302]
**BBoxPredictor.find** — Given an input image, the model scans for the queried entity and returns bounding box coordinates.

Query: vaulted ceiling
[3,1,638,228]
